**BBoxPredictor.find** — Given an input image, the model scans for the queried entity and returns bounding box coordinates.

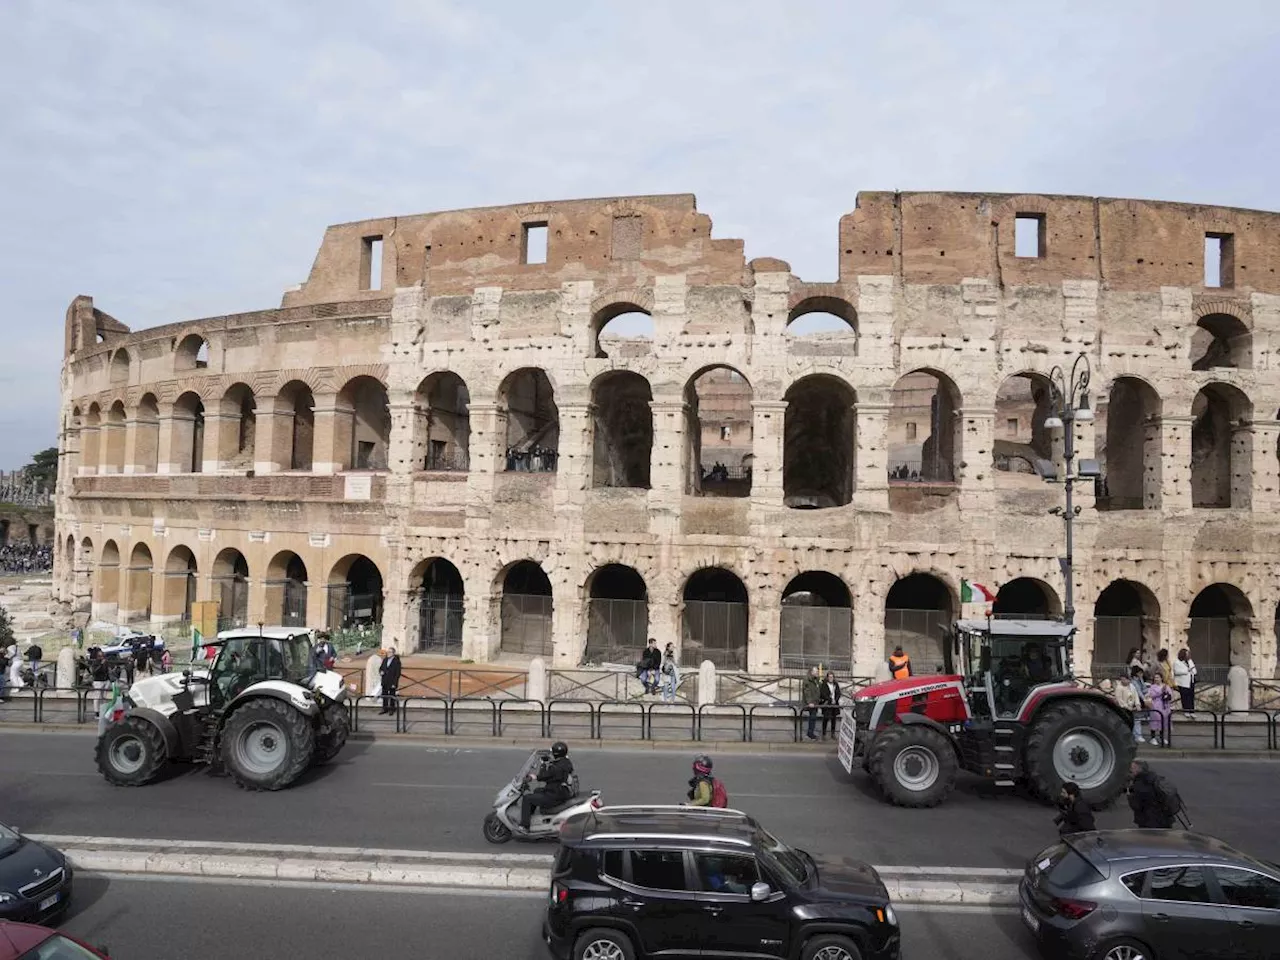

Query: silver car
[1020,829,1280,960]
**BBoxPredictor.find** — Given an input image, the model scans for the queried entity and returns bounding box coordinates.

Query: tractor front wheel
[867,724,958,808]
[1024,700,1134,805]
[314,703,351,765]
[96,716,168,786]
[220,698,316,791]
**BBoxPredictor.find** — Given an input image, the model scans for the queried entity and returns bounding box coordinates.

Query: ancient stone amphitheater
[53,192,1280,681]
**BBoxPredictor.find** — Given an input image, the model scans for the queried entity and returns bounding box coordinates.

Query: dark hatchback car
[0,828,72,927]
[1020,829,1280,960]
[544,805,900,960]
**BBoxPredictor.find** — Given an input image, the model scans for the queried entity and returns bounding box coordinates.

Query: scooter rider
[520,741,574,831]
[686,754,715,806]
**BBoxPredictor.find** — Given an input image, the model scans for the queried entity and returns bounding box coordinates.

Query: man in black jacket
[639,638,662,695]
[379,647,402,715]
[520,741,574,830]
[1054,781,1096,835]
[1128,760,1175,828]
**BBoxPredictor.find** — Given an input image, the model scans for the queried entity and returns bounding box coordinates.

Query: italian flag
[961,579,997,603]
[190,627,203,664]
[101,681,126,724]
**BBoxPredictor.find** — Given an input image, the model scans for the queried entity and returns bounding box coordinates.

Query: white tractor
[95,627,351,791]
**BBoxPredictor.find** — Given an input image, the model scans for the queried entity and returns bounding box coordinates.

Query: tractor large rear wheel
[221,698,316,791]
[96,716,168,786]
[314,703,350,765]
[867,724,958,808]
[1024,700,1134,805]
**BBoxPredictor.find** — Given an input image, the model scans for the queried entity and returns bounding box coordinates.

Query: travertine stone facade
[53,192,1280,678]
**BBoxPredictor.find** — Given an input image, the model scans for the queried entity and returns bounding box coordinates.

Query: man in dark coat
[1054,781,1097,835]
[1128,759,1175,828]
[379,647,402,716]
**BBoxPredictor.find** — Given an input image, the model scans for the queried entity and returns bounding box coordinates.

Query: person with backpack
[1053,781,1097,836]
[685,754,728,808]
[1127,760,1180,828]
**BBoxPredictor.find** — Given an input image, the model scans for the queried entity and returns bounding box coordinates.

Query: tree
[24,447,58,489]
[0,604,14,649]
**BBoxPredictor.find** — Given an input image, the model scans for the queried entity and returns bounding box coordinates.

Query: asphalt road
[59,875,1039,960]
[3,730,1277,869]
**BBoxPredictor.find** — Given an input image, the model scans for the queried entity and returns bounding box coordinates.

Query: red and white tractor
[839,619,1134,808]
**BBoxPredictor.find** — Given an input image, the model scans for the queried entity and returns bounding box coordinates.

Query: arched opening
[266,551,308,627]
[783,375,855,508]
[682,567,748,670]
[212,548,250,628]
[103,400,127,473]
[415,372,470,472]
[125,543,153,623]
[993,577,1062,618]
[1092,580,1161,678]
[82,404,102,472]
[993,373,1053,483]
[888,370,960,484]
[172,392,205,473]
[337,376,390,471]
[277,381,315,471]
[583,564,648,665]
[97,540,120,611]
[1099,377,1161,510]
[1191,383,1252,508]
[884,573,954,674]
[685,366,752,497]
[499,368,559,473]
[592,303,653,359]
[327,555,384,630]
[1191,313,1252,370]
[218,383,257,470]
[175,334,210,371]
[134,394,160,473]
[591,371,653,489]
[162,545,198,621]
[498,560,553,657]
[780,572,853,672]
[109,349,130,385]
[786,297,857,341]
[1189,584,1253,683]
[415,558,465,655]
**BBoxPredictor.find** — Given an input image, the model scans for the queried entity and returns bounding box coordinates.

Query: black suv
[543,805,900,960]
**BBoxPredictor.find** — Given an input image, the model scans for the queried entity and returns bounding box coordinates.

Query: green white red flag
[961,579,997,603]
[100,681,125,724]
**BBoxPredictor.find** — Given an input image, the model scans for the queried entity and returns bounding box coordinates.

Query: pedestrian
[1053,781,1097,836]
[378,646,401,716]
[819,670,842,740]
[684,754,727,807]
[1155,649,1173,687]
[888,645,911,680]
[160,648,172,674]
[1146,674,1173,747]
[660,642,680,702]
[1127,760,1178,828]
[314,635,337,671]
[7,646,25,692]
[1113,673,1145,744]
[637,638,661,695]
[89,647,110,735]
[802,666,822,741]
[27,642,43,684]
[1174,648,1196,711]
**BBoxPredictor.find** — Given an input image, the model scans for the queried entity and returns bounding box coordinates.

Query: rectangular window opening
[1205,232,1233,288]
[1007,418,1019,436]
[361,236,383,291]
[356,441,375,470]
[720,425,732,441]
[522,222,548,265]
[905,422,918,441]
[1015,214,1045,258]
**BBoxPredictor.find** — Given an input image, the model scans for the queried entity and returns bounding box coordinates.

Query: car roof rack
[581,831,754,847]
[598,804,751,819]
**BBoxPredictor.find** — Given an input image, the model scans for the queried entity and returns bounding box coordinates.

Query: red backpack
[710,778,729,808]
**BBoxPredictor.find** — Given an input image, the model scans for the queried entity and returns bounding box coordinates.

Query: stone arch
[786,295,858,338]
[125,542,154,623]
[884,572,956,673]
[175,333,210,372]
[415,371,471,472]
[216,382,257,470]
[1091,579,1162,677]
[1099,376,1162,510]
[326,554,384,629]
[498,367,559,473]
[411,557,465,655]
[591,370,653,489]
[134,393,160,472]
[591,300,654,359]
[266,550,309,627]
[495,559,554,657]
[1192,313,1252,371]
[685,365,752,497]
[96,539,120,611]
[1188,583,1253,681]
[783,374,857,509]
[993,371,1053,480]
[82,402,102,472]
[102,400,127,473]
[682,567,749,670]
[336,375,391,471]
[993,577,1062,618]
[161,544,198,621]
[888,368,961,485]
[1191,382,1253,508]
[172,391,205,473]
[780,571,853,671]
[212,547,250,627]
[109,348,130,385]
[277,381,315,471]
[583,563,649,665]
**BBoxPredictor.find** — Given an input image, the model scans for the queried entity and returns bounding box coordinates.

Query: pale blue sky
[2,0,1278,467]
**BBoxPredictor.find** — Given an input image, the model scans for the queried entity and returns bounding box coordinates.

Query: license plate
[39,893,60,911]
[1021,905,1040,934]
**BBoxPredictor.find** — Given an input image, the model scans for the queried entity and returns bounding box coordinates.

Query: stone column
[1158,415,1194,512]
[201,411,234,474]
[853,400,890,512]
[381,585,412,654]
[466,401,501,478]
[155,403,181,474]
[1072,414,1097,511]
[649,400,688,536]
[462,581,499,662]
[1249,419,1280,513]
[1142,417,1163,509]
[386,393,418,476]
[552,589,586,666]
[253,396,290,475]
[747,593,781,675]
[955,407,996,512]
[1231,421,1257,510]
[749,400,787,506]
[122,416,140,475]
[98,418,124,474]
[555,402,594,505]
[79,423,99,476]
[311,393,347,475]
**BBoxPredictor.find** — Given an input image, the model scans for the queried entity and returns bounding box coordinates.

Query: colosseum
[51,192,1280,683]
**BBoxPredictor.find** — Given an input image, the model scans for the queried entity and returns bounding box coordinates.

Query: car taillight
[1051,897,1097,920]
[550,882,570,905]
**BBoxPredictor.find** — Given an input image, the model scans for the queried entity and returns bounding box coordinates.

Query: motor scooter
[482,749,602,843]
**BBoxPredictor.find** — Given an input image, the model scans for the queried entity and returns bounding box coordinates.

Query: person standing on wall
[378,646,401,716]
[1173,648,1196,711]
[819,670,841,741]
[801,666,822,741]
[888,646,911,680]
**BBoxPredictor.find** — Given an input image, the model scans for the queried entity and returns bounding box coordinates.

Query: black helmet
[551,741,569,759]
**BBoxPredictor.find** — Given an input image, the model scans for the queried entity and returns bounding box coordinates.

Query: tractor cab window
[211,637,270,704]
[278,635,315,683]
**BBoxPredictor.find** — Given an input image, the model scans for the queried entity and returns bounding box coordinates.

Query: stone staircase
[0,577,58,641]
